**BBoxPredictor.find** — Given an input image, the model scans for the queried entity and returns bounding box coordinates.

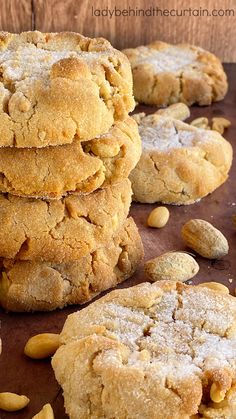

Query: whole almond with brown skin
[145,251,199,282]
[181,219,228,259]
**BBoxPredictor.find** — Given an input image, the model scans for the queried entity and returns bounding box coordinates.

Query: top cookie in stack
[0,31,134,147]
[0,32,143,311]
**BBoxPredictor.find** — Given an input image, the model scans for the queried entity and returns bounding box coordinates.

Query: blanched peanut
[24,333,60,359]
[147,206,170,228]
[190,117,209,129]
[210,383,226,403]
[212,117,231,134]
[91,139,120,158]
[156,103,190,121]
[199,282,229,294]
[0,392,29,411]
[32,403,54,418]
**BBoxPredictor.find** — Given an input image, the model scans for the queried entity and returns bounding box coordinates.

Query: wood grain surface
[0,0,235,61]
[0,63,236,418]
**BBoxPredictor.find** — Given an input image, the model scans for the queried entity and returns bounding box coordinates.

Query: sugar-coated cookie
[123,41,227,106]
[0,31,134,147]
[52,281,236,419]
[0,179,131,262]
[130,112,232,204]
[0,117,141,199]
[0,218,143,312]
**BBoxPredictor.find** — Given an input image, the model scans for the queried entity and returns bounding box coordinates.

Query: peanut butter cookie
[0,179,131,262]
[0,31,134,147]
[0,117,141,199]
[130,112,232,204]
[0,218,143,312]
[52,281,236,419]
[123,41,227,106]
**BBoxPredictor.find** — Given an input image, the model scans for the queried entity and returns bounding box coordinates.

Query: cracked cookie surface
[129,113,232,204]
[0,218,143,312]
[0,117,141,199]
[52,281,236,419]
[0,179,131,262]
[0,31,134,147]
[123,41,228,106]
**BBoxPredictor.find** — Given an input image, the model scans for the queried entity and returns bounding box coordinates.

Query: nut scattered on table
[156,103,190,121]
[24,333,60,359]
[32,403,54,419]
[199,282,229,294]
[190,117,209,129]
[145,251,199,282]
[0,392,30,412]
[181,219,229,259]
[212,117,231,134]
[147,206,170,228]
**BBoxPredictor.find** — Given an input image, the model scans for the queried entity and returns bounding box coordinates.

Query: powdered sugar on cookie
[138,115,218,152]
[53,282,236,418]
[134,45,197,73]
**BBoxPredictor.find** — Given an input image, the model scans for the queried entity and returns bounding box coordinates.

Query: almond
[144,251,199,282]
[181,219,228,259]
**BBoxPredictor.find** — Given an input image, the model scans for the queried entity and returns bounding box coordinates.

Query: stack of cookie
[0,31,143,311]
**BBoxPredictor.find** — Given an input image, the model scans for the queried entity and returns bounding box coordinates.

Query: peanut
[156,103,190,121]
[145,251,199,282]
[24,333,60,359]
[190,117,209,129]
[91,139,120,158]
[210,383,226,403]
[0,392,29,411]
[199,282,229,294]
[181,219,228,259]
[147,206,170,228]
[212,117,231,135]
[32,403,54,419]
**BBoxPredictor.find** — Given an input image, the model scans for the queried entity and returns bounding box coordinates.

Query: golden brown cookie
[0,117,141,199]
[52,281,236,419]
[123,41,228,106]
[0,218,143,312]
[130,113,232,204]
[0,31,134,148]
[0,179,131,262]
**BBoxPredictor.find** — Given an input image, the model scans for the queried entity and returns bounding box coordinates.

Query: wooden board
[0,0,236,61]
[0,64,235,418]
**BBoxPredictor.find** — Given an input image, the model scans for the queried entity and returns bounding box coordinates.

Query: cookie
[0,218,143,312]
[130,113,232,204]
[0,117,141,199]
[0,31,134,148]
[0,179,131,262]
[123,41,228,106]
[52,281,236,419]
